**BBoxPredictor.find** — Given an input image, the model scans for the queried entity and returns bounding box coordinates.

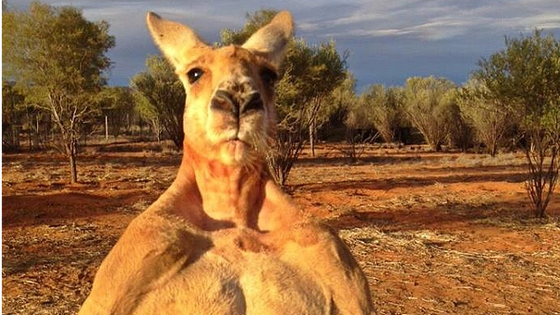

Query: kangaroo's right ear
[146,12,208,69]
[242,11,294,70]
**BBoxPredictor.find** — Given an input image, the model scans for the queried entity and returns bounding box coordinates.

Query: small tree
[134,93,164,142]
[131,55,185,148]
[2,81,26,150]
[99,86,135,140]
[3,2,115,183]
[268,40,347,185]
[305,41,348,156]
[446,101,474,153]
[333,74,377,160]
[474,30,560,217]
[524,106,560,217]
[403,76,458,151]
[360,84,403,143]
[458,78,512,156]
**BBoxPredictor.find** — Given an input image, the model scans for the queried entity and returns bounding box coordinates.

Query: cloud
[298,0,560,42]
[7,0,560,90]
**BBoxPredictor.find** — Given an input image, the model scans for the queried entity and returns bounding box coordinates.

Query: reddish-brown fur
[78,11,373,315]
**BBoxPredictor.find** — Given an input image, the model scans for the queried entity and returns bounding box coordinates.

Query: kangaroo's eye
[260,67,278,86]
[187,68,204,84]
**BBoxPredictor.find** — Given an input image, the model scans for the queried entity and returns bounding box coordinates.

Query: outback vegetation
[2,2,560,314]
[3,4,558,216]
[2,1,115,183]
[3,144,560,314]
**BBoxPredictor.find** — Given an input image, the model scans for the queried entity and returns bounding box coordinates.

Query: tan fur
[79,11,373,315]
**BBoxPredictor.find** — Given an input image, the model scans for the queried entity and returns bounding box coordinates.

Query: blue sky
[11,0,560,92]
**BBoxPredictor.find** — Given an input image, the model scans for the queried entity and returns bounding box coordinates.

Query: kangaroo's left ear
[242,11,294,69]
[146,12,208,69]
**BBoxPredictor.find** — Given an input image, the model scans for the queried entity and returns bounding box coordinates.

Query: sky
[10,0,560,93]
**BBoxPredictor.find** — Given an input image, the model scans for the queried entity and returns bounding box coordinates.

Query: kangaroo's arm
[79,203,208,315]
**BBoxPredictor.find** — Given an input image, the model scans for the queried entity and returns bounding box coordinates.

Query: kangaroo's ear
[242,11,294,69]
[146,12,207,68]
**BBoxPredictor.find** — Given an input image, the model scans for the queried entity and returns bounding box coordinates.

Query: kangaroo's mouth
[219,139,250,164]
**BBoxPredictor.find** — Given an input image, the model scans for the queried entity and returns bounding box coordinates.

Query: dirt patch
[2,143,560,314]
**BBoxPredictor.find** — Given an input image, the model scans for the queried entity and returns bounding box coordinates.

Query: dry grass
[3,223,116,314]
[2,143,560,314]
[341,224,560,315]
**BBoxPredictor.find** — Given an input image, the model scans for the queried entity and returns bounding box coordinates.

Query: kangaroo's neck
[175,143,267,230]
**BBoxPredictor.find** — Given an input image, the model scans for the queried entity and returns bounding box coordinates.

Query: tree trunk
[105,115,109,143]
[537,203,545,218]
[35,115,40,149]
[309,122,315,157]
[26,111,32,149]
[11,124,19,149]
[68,141,78,184]
[430,141,442,152]
[523,131,559,218]
[489,141,497,157]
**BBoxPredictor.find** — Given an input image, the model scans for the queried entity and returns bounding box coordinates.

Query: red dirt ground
[2,142,560,314]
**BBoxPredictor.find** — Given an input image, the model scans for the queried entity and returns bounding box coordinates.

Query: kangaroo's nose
[211,90,263,117]
[241,92,264,114]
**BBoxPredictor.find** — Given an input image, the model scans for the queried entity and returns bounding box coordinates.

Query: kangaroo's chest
[139,228,331,315]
